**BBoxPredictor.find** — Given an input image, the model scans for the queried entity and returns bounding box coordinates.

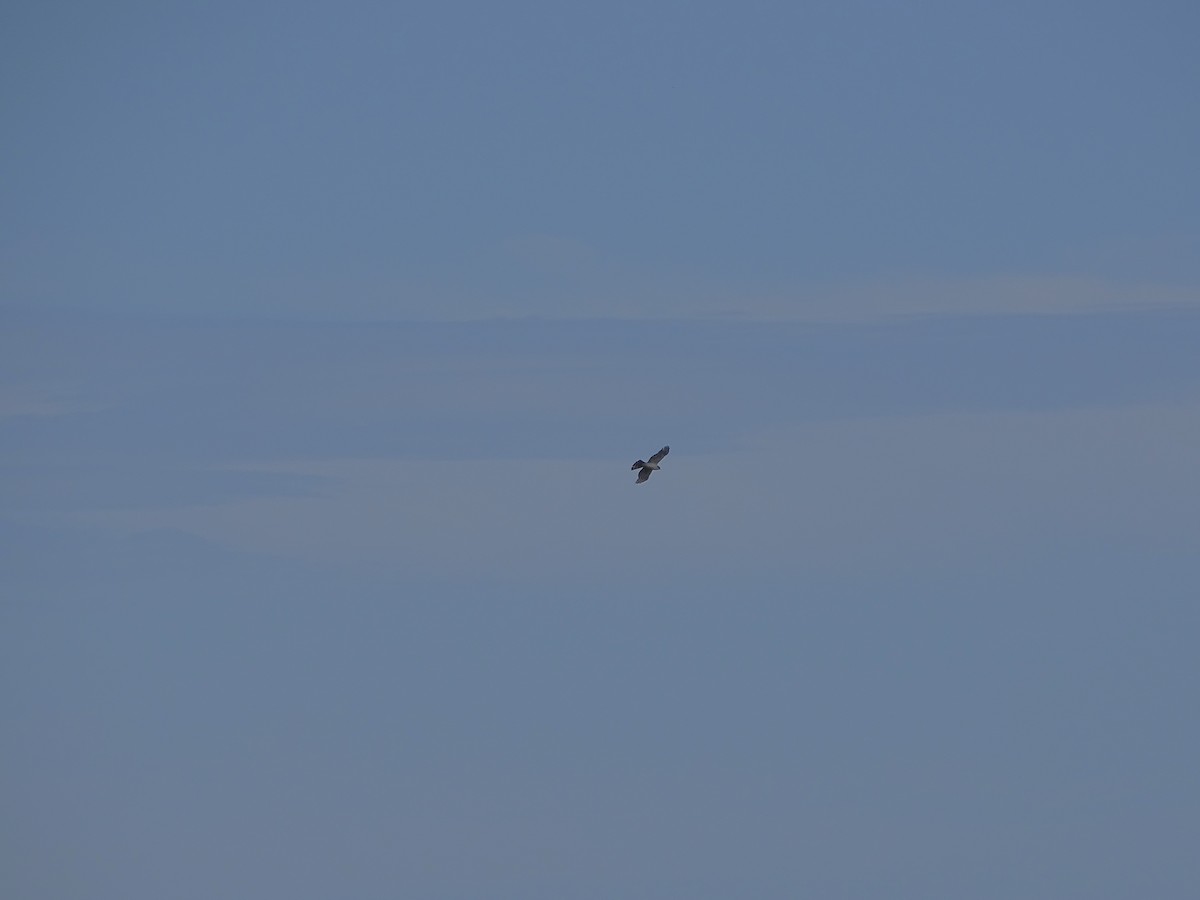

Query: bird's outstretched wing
[636,466,653,483]
[648,445,670,465]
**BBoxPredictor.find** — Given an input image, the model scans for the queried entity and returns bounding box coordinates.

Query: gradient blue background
[4,2,1199,897]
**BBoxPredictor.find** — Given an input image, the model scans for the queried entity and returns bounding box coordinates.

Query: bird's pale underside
[631,445,669,483]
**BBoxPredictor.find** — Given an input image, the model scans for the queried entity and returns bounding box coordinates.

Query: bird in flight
[631,445,669,484]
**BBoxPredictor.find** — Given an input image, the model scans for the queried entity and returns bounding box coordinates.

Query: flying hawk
[631,445,669,484]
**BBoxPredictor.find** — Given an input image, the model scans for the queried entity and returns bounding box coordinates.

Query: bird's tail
[631,460,645,470]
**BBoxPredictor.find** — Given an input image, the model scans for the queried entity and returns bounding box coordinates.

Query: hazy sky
[4,2,1200,898]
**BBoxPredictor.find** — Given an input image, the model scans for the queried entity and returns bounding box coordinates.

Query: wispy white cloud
[711,275,1200,324]
[319,271,1200,324]
[313,231,1200,322]
[76,400,1200,583]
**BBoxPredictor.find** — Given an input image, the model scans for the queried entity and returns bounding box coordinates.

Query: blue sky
[4,2,1200,897]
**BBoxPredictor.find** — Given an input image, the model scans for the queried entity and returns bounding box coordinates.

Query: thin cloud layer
[717,274,1200,324]
[77,402,1200,583]
[12,303,1190,590]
